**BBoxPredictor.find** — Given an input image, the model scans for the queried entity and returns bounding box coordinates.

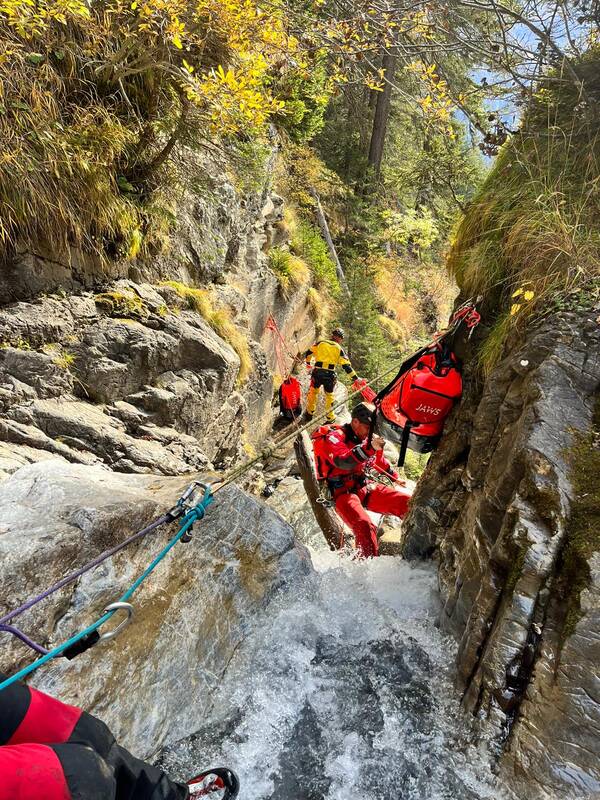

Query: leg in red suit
[335,484,411,558]
[0,675,187,800]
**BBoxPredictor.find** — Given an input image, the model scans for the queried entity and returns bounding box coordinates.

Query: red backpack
[375,343,462,465]
[279,376,302,419]
[311,424,343,480]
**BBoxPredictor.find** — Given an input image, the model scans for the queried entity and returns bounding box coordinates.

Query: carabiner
[99,601,134,642]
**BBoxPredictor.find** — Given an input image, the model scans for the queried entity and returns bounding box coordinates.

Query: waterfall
[156,542,511,800]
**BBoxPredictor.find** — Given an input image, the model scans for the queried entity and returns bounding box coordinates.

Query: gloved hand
[371,434,385,451]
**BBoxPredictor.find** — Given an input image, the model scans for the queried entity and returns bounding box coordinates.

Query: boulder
[0,460,311,758]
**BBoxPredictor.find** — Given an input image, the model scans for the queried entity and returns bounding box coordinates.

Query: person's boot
[187,768,239,799]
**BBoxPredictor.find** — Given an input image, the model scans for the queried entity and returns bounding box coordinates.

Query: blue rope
[0,487,213,693]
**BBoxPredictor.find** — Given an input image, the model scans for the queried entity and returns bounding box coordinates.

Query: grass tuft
[307,286,336,335]
[477,312,513,376]
[449,54,600,362]
[268,248,310,296]
[95,290,148,320]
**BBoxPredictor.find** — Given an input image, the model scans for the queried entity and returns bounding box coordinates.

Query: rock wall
[0,146,316,475]
[0,461,311,757]
[401,310,600,798]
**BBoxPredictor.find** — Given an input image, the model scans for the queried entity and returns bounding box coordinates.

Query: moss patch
[95,290,148,320]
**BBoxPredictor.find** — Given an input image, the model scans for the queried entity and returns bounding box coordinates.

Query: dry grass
[449,53,600,373]
[268,248,310,296]
[307,286,336,335]
[378,314,407,345]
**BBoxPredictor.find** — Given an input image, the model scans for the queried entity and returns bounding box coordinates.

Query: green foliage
[273,59,333,144]
[0,337,31,350]
[381,206,439,255]
[0,0,311,262]
[401,450,430,482]
[313,74,485,364]
[291,221,340,296]
[449,50,600,358]
[228,139,273,195]
[342,257,398,381]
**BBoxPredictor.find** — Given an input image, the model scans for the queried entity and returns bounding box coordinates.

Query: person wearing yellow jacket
[304,328,358,421]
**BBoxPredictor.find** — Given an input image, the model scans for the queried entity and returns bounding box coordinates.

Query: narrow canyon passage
[157,545,511,800]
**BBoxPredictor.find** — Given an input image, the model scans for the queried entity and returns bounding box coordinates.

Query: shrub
[291,221,340,296]
[268,248,310,296]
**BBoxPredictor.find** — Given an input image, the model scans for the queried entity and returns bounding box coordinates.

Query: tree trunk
[294,431,347,551]
[309,187,351,297]
[366,52,397,185]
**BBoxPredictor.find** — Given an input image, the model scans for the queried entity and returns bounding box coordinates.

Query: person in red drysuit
[321,402,412,558]
[0,673,238,800]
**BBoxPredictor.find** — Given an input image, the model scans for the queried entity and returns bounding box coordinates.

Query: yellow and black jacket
[304,340,357,381]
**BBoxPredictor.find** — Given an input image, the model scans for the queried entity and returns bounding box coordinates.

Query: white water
[157,547,510,800]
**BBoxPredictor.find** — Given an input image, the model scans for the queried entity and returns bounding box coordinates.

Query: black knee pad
[52,743,117,800]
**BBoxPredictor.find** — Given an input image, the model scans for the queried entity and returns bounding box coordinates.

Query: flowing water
[156,541,511,800]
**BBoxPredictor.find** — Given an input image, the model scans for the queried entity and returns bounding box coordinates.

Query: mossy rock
[95,291,149,321]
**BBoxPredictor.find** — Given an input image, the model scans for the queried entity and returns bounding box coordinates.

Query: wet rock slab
[0,460,311,758]
[402,310,600,798]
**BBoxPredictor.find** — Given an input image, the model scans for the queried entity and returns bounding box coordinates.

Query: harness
[314,361,336,371]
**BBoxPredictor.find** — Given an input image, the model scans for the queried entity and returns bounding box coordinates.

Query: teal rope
[0,487,213,693]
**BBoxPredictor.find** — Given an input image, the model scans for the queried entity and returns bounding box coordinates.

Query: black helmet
[332,327,345,339]
[351,402,375,425]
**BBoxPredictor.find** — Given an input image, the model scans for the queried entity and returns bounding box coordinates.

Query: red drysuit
[322,424,411,557]
[0,674,188,800]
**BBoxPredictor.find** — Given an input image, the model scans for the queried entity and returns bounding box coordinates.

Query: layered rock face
[0,150,315,476]
[0,461,311,757]
[402,311,600,798]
